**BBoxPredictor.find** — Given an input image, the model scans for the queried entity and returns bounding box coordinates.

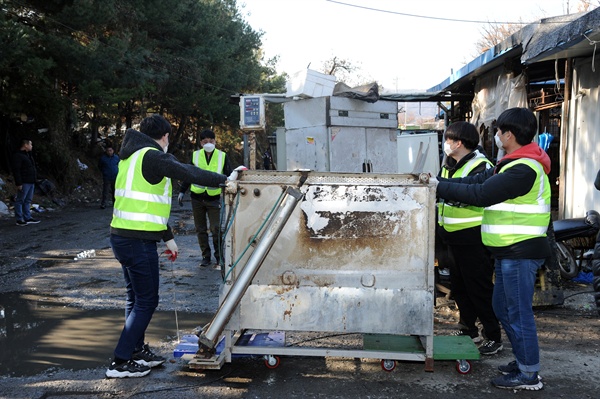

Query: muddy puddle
[0,292,210,377]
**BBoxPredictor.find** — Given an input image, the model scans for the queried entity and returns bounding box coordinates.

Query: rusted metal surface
[222,171,436,338]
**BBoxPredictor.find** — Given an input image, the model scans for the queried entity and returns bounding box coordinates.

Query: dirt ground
[1,198,600,399]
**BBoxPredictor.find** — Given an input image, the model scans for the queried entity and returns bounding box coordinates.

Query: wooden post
[249,131,256,170]
[558,58,571,219]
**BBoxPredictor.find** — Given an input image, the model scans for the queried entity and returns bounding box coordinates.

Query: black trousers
[191,197,222,261]
[101,178,116,206]
[448,243,502,342]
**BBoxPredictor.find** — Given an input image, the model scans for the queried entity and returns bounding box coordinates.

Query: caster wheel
[456,359,472,374]
[381,359,396,372]
[264,355,280,369]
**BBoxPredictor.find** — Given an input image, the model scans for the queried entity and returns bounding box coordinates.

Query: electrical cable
[170,258,181,343]
[222,188,286,282]
[563,289,595,299]
[160,250,181,342]
[584,33,598,72]
[325,0,571,25]
[220,191,241,282]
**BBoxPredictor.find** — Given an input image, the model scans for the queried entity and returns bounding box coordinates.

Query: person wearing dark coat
[106,115,229,379]
[98,145,120,209]
[592,168,600,315]
[11,139,40,226]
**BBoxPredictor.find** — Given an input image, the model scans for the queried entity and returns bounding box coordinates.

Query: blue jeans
[110,234,160,360]
[492,258,543,373]
[14,183,35,221]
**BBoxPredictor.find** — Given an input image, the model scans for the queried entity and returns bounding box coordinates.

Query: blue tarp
[572,271,593,284]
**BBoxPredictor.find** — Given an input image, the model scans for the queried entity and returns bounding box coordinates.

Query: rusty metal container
[198,170,437,367]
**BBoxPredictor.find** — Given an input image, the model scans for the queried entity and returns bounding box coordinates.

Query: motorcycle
[434,210,600,302]
[553,210,600,279]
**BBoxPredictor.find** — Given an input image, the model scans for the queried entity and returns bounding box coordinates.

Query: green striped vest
[481,158,550,247]
[438,154,493,232]
[111,147,172,231]
[190,149,224,196]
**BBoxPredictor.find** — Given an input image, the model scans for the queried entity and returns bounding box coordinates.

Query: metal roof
[380,91,472,102]
[427,8,600,93]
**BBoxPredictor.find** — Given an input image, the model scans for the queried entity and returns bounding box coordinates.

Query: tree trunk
[89,106,99,153]
[172,114,189,151]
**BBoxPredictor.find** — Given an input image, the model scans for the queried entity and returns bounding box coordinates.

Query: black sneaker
[491,371,543,390]
[498,360,519,375]
[200,257,212,267]
[133,344,166,368]
[16,220,27,226]
[450,329,482,343]
[105,359,151,378]
[25,218,40,224]
[479,339,503,355]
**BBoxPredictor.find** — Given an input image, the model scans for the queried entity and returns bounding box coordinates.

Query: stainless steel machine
[189,170,440,371]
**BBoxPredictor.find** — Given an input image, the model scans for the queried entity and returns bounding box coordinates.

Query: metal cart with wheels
[188,171,453,372]
[364,334,481,374]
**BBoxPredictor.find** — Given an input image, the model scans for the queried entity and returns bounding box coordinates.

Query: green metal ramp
[364,334,480,372]
[364,334,480,360]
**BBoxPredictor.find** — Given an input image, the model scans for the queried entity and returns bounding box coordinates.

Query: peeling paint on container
[222,171,436,337]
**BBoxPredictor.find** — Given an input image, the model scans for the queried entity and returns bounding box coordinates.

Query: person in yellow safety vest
[437,108,550,391]
[436,121,502,357]
[178,129,232,268]
[106,115,228,379]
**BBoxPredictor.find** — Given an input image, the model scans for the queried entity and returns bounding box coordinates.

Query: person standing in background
[591,168,600,315]
[178,129,232,268]
[98,145,120,209]
[263,148,272,170]
[12,139,40,226]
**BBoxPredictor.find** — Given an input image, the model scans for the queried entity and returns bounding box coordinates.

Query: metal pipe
[197,186,304,352]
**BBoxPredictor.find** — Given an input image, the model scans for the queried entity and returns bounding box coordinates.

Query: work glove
[165,239,178,262]
[228,165,248,181]
[177,192,184,207]
[224,180,238,194]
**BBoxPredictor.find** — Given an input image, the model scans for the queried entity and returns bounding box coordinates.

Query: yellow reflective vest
[190,149,224,196]
[438,154,492,232]
[111,147,172,232]
[481,158,550,247]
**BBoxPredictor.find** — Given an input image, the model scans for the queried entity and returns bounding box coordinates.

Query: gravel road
[1,201,599,398]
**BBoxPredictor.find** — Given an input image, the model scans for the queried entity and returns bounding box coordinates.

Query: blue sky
[239,0,581,91]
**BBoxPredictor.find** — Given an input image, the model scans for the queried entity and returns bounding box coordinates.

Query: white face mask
[443,142,453,157]
[203,143,215,153]
[163,144,169,154]
[494,134,504,150]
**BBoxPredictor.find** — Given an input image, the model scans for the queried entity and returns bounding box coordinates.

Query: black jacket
[437,149,490,246]
[12,150,37,186]
[110,128,228,242]
[592,168,600,314]
[437,157,551,259]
